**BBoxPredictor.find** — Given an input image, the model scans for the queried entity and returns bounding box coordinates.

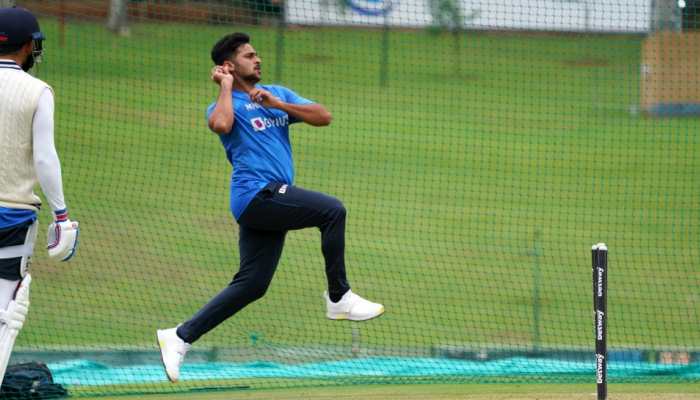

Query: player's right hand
[211,65,233,87]
[47,210,79,262]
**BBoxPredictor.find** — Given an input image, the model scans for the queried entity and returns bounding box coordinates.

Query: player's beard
[21,54,35,72]
[241,72,260,85]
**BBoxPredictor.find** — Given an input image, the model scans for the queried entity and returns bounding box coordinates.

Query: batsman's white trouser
[0,274,31,387]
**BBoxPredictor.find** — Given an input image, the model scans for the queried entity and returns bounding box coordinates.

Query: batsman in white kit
[0,7,79,385]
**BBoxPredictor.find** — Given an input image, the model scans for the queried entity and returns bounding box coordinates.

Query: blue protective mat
[48,357,700,386]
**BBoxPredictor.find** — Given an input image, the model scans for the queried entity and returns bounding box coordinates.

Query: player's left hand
[248,88,282,109]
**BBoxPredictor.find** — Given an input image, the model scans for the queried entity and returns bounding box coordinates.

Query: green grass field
[9,11,699,397]
[74,383,700,400]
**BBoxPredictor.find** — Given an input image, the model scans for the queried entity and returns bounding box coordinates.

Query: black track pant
[177,183,351,344]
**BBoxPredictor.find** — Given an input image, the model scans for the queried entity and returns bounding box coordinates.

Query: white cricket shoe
[325,290,384,321]
[156,327,191,383]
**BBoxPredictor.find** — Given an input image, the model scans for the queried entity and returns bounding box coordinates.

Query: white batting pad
[0,274,30,387]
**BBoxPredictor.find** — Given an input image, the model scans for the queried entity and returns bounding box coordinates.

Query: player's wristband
[54,208,68,222]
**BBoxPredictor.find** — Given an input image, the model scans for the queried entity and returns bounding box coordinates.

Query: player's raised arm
[283,102,332,127]
[208,65,234,134]
[248,87,332,127]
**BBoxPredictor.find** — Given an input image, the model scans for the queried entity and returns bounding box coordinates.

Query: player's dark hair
[211,32,250,65]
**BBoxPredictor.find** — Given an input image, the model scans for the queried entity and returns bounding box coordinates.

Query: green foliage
[428,0,463,32]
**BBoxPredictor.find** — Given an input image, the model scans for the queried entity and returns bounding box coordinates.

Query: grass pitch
[74,383,700,400]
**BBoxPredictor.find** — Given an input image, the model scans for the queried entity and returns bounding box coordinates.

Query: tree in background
[651,0,682,31]
[429,0,462,32]
[107,0,129,35]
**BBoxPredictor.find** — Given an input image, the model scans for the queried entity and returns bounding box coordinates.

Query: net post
[592,243,608,400]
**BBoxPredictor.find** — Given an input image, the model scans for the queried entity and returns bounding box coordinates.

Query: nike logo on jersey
[245,103,263,111]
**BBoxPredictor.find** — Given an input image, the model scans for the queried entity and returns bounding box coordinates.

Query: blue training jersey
[206,84,313,220]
